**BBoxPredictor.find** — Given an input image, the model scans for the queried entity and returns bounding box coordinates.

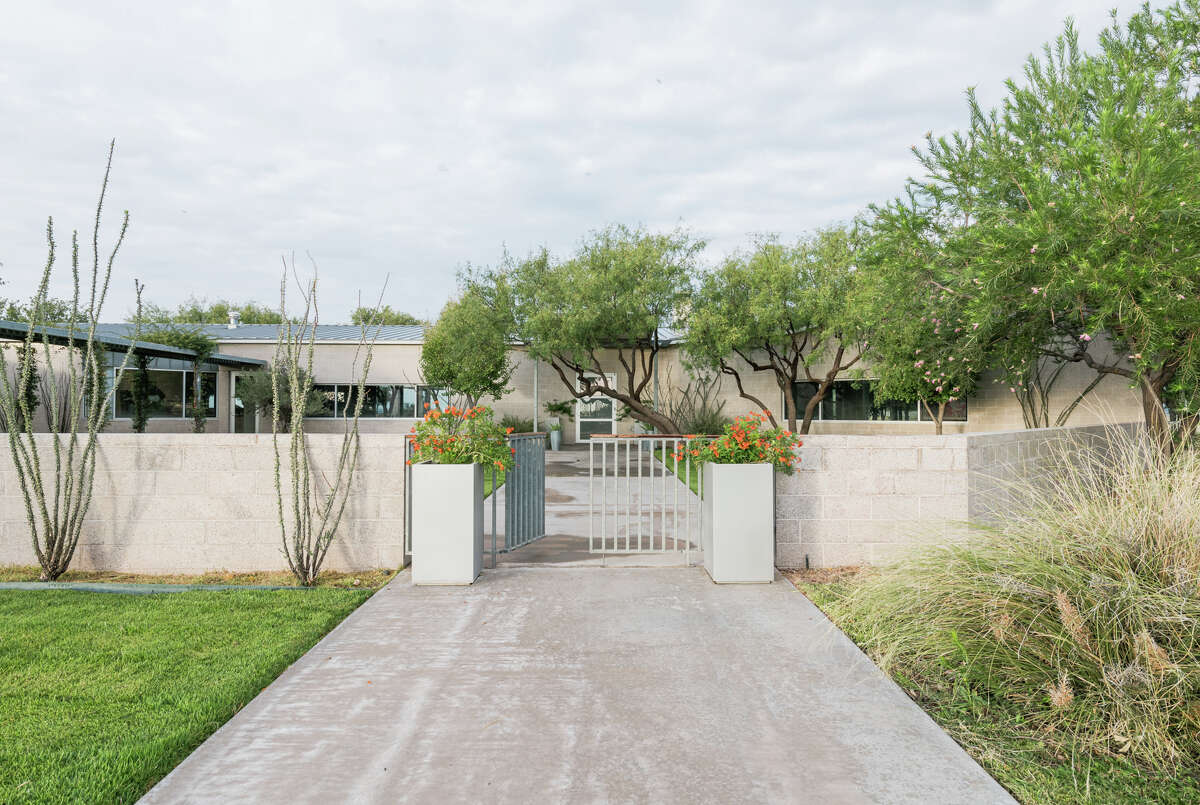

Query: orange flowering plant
[674,411,802,474]
[407,404,515,471]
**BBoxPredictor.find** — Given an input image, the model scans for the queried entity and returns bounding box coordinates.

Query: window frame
[111,367,219,421]
[788,380,967,423]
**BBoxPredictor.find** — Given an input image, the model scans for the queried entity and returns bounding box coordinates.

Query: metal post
[491,465,497,568]
[533,358,539,433]
[588,439,594,553]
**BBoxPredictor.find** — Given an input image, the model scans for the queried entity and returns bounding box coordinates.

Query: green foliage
[408,405,514,470]
[686,411,802,474]
[887,2,1200,448]
[0,141,138,581]
[662,371,727,435]
[686,227,870,434]
[498,414,534,434]
[130,353,151,433]
[508,225,704,434]
[827,429,1200,774]
[544,399,574,419]
[0,587,370,804]
[350,305,423,326]
[856,205,984,433]
[0,297,77,324]
[141,296,284,324]
[140,325,218,432]
[420,285,514,405]
[236,366,325,426]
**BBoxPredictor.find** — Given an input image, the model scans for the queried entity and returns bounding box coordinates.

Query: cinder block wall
[0,434,406,574]
[774,424,1133,568]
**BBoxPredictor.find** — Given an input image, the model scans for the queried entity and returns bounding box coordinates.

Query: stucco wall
[773,424,1133,568]
[0,433,406,573]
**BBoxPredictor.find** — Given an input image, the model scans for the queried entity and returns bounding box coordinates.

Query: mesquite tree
[686,227,870,434]
[508,226,703,434]
[0,141,142,580]
[270,257,382,586]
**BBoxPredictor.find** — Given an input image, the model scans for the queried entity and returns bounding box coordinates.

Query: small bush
[664,372,728,435]
[498,414,534,434]
[830,428,1200,772]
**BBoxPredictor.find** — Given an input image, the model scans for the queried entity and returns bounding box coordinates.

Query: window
[114,369,217,419]
[303,384,427,418]
[791,380,963,423]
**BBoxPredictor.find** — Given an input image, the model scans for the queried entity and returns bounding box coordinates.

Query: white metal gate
[588,436,704,561]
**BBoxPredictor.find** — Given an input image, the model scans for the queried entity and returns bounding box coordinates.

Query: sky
[0,0,1139,323]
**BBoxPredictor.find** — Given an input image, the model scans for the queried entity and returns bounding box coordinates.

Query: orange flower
[506,426,514,434]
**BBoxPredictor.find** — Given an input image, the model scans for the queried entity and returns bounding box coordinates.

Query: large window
[792,380,966,423]
[114,370,217,419]
[306,384,436,418]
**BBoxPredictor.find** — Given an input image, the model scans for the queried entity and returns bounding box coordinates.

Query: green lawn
[653,448,704,496]
[789,571,1200,805]
[483,467,506,498]
[0,587,372,804]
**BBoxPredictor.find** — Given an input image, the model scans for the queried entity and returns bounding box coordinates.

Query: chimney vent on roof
[228,311,240,329]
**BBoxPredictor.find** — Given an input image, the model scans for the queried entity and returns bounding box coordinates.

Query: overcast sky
[0,0,1137,322]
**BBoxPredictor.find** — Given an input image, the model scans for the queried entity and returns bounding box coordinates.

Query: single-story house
[3,317,1145,440]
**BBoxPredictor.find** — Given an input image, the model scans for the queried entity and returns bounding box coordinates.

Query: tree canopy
[686,227,870,434]
[141,297,284,324]
[351,305,423,326]
[420,285,514,406]
[508,225,704,434]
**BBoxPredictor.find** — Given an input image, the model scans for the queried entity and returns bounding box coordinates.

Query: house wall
[3,333,1147,439]
[0,433,406,573]
[773,424,1127,568]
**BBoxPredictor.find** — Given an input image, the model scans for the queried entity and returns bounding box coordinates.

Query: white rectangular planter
[411,463,484,585]
[702,462,775,583]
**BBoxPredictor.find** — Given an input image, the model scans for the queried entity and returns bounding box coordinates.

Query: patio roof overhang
[0,320,267,369]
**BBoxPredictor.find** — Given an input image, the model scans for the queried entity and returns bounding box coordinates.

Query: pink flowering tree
[858,197,985,434]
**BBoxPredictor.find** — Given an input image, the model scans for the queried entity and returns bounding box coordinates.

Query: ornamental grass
[829,427,1200,772]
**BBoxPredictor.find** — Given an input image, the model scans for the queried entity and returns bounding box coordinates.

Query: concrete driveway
[142,567,1013,804]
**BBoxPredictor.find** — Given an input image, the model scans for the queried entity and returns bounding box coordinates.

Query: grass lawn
[652,447,703,496]
[788,569,1200,805]
[484,467,506,498]
[0,583,376,804]
[0,565,395,588]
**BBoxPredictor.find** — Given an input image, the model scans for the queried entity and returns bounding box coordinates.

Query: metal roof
[94,323,426,343]
[0,320,267,368]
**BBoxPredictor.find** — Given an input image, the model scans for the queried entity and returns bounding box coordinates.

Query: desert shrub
[830,428,1200,771]
[498,414,534,434]
[664,372,727,435]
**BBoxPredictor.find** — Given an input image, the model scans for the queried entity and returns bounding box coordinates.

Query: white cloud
[0,0,1137,321]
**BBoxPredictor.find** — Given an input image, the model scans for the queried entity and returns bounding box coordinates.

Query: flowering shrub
[673,411,802,474]
[407,404,515,471]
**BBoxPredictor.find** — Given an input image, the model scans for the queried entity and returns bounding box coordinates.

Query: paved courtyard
[142,566,1013,804]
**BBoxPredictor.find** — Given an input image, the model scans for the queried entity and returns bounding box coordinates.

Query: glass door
[576,374,616,440]
[231,372,258,434]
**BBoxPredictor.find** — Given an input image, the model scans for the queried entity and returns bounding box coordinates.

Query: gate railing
[404,432,546,568]
[588,435,707,562]
[504,433,546,557]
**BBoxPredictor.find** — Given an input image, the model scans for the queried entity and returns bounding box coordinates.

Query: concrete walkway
[142,567,1014,804]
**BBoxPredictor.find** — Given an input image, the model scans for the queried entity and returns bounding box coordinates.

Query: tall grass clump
[830,427,1200,772]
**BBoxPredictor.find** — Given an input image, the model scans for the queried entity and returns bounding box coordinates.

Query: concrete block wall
[775,423,1136,568]
[0,433,407,574]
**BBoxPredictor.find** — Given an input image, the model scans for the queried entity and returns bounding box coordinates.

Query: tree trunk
[1140,376,1173,456]
[799,390,821,434]
[782,379,798,433]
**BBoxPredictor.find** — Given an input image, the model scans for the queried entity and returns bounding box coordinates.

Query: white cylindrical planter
[701,463,775,583]
[411,463,484,585]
